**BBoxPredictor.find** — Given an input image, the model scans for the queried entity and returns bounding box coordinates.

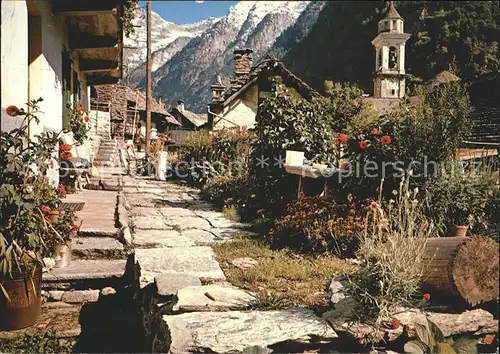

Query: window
[378,50,383,69]
[391,89,396,96]
[388,46,398,69]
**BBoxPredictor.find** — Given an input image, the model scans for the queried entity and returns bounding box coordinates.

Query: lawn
[212,237,354,309]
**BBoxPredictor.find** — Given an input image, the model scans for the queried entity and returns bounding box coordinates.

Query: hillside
[282,1,500,94]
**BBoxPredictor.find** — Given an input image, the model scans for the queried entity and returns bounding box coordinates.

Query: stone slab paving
[43,259,127,281]
[135,247,226,286]
[72,237,126,260]
[65,190,118,236]
[153,308,337,353]
[123,178,337,352]
[171,285,255,313]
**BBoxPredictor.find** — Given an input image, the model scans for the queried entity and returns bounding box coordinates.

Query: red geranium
[44,217,51,223]
[341,161,350,169]
[339,133,348,143]
[79,105,85,112]
[72,224,80,232]
[423,293,431,301]
[60,152,73,161]
[359,140,368,150]
[371,128,381,136]
[59,144,72,152]
[40,205,51,214]
[50,159,55,169]
[6,105,20,117]
[391,319,400,330]
[84,115,89,122]
[381,135,392,145]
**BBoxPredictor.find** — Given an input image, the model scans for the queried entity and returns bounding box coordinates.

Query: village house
[1,0,127,182]
[92,85,180,141]
[208,49,317,130]
[170,99,207,130]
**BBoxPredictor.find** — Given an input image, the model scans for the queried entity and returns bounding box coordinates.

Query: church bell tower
[372,1,410,98]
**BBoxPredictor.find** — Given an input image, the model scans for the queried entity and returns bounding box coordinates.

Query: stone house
[170,100,208,130]
[208,49,317,130]
[1,0,127,182]
[92,85,180,139]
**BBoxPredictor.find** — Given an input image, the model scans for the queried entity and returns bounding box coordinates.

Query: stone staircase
[86,138,125,190]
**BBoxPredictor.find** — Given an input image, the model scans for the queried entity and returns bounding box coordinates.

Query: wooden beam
[52,1,117,15]
[80,59,119,72]
[69,34,118,50]
[86,75,119,86]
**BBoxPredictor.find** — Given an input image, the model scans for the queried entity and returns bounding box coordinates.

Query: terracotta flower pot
[0,266,42,330]
[48,210,60,223]
[52,242,72,268]
[455,225,469,237]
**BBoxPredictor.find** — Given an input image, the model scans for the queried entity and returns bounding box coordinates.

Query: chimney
[211,76,225,102]
[177,99,185,112]
[233,49,253,80]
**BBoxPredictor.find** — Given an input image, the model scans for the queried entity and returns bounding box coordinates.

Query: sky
[138,1,238,24]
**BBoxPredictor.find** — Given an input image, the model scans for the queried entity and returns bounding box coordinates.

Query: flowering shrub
[268,196,363,256]
[67,104,89,143]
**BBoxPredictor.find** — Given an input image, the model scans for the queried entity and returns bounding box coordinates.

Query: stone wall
[88,108,111,159]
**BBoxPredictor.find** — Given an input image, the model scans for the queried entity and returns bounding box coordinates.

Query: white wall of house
[1,1,29,132]
[214,84,258,130]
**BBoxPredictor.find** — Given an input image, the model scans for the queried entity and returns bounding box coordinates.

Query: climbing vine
[120,0,137,38]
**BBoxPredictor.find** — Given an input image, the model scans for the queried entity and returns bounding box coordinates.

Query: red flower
[59,144,72,152]
[371,128,381,136]
[50,159,55,169]
[391,319,400,330]
[359,140,368,150]
[341,161,350,169]
[84,115,90,122]
[339,133,348,143]
[6,105,20,117]
[40,205,51,214]
[60,152,73,161]
[423,293,431,301]
[381,135,392,145]
[369,201,379,211]
[223,155,229,161]
[72,224,80,232]
[79,105,85,112]
[44,217,51,223]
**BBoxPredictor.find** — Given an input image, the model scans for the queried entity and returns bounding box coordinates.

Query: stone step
[72,237,127,260]
[43,289,100,304]
[153,308,338,353]
[43,259,129,290]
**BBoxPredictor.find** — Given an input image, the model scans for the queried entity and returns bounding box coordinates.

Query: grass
[212,237,354,309]
[222,205,241,222]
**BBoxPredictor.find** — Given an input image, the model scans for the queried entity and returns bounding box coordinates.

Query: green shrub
[0,332,73,354]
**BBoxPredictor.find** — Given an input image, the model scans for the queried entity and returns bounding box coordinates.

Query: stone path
[121,175,337,353]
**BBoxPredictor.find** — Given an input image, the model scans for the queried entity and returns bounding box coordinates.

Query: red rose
[423,293,431,301]
[84,115,89,122]
[359,140,368,150]
[381,135,392,145]
[72,224,80,232]
[391,319,400,329]
[6,105,20,117]
[339,133,348,143]
[40,205,51,214]
[371,128,381,136]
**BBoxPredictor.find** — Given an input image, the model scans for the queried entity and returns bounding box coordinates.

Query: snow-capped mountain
[125,1,314,112]
[123,8,219,74]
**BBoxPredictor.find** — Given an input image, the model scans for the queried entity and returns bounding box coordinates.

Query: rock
[208,218,248,229]
[43,259,127,282]
[101,287,117,296]
[133,216,169,230]
[180,229,217,245]
[231,257,259,270]
[118,225,133,246]
[133,229,194,248]
[155,273,202,297]
[207,228,258,240]
[154,308,337,353]
[61,290,100,303]
[329,276,347,304]
[158,207,197,218]
[72,237,126,260]
[163,216,211,230]
[130,207,163,217]
[171,285,255,312]
[135,247,226,286]
[322,297,359,326]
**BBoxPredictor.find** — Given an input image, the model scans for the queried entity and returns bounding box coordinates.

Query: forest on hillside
[280,1,499,93]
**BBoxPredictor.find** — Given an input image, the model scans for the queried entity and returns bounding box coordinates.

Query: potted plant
[0,99,59,330]
[66,103,89,143]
